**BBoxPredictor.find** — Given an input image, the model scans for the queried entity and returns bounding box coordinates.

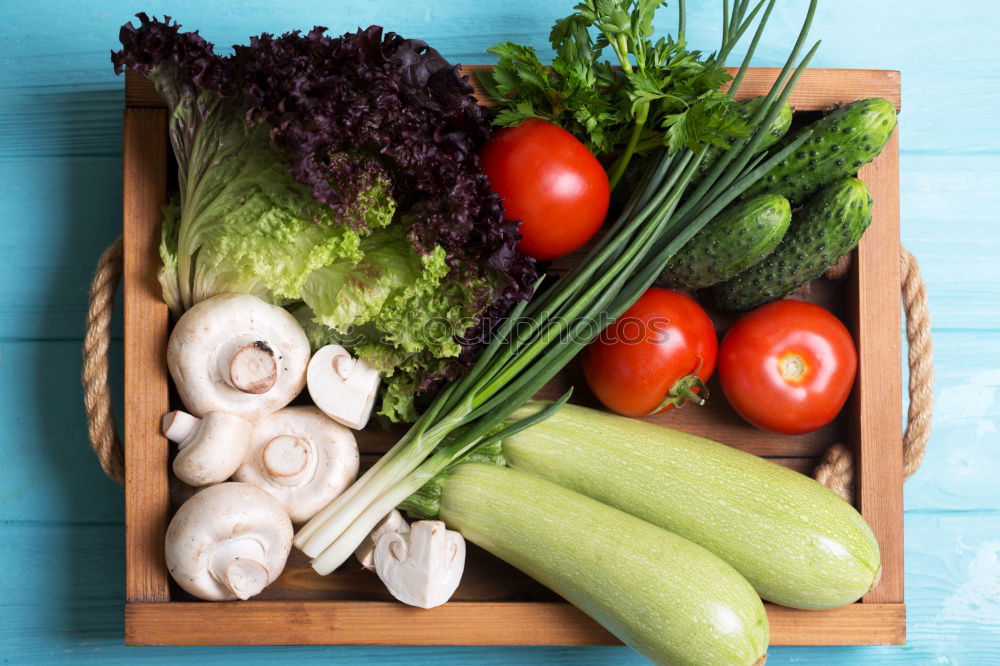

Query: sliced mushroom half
[307,345,381,430]
[374,520,465,609]
[355,509,410,570]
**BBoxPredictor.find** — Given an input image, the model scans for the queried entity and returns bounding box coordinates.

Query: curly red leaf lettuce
[112,15,537,422]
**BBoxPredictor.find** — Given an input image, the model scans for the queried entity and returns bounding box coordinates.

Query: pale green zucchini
[503,403,881,610]
[439,463,769,666]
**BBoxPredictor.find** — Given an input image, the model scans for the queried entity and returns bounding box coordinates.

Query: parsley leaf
[480,0,756,190]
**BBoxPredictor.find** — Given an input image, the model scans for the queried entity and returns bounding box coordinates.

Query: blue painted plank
[0,341,124,524]
[0,157,123,341]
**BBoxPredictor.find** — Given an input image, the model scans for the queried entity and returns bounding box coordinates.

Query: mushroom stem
[217,336,279,395]
[261,435,311,486]
[163,411,254,487]
[162,410,199,444]
[211,537,269,600]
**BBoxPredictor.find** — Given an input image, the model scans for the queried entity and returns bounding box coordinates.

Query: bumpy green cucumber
[661,194,791,289]
[709,177,872,311]
[742,98,896,207]
[695,97,793,181]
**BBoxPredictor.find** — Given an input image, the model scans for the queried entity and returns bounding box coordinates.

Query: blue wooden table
[1,0,998,663]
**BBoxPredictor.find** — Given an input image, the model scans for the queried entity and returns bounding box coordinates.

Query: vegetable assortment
[294,0,819,580]
[112,0,904,662]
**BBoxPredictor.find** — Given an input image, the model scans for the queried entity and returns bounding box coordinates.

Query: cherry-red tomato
[582,288,718,417]
[479,118,610,261]
[718,300,858,435]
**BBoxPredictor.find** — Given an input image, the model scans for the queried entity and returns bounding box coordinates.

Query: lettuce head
[113,15,537,422]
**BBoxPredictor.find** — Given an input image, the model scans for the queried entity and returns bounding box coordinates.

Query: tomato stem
[649,372,709,415]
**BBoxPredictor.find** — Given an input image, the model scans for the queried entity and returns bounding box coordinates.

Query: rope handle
[82,239,933,497]
[814,247,933,501]
[82,236,125,484]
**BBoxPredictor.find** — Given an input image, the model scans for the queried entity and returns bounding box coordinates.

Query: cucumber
[660,194,791,289]
[440,463,770,666]
[709,177,872,311]
[741,98,896,207]
[503,402,882,610]
[695,97,793,182]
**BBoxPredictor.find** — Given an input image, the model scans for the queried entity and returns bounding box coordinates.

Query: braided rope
[82,241,933,498]
[81,236,125,484]
[813,247,934,501]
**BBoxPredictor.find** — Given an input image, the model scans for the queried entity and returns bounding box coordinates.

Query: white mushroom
[307,345,381,430]
[167,293,310,422]
[162,411,253,487]
[374,520,465,609]
[165,482,292,601]
[355,509,410,570]
[232,407,359,524]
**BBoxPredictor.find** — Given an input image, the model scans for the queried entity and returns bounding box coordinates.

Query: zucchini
[740,97,896,207]
[503,403,881,610]
[659,194,791,289]
[439,463,769,666]
[709,176,873,311]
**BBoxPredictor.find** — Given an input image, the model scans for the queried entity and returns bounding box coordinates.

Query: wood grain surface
[122,108,171,603]
[124,601,905,647]
[1,0,998,664]
[852,130,904,604]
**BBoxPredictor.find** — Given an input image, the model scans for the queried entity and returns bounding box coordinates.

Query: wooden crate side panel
[122,108,171,602]
[126,68,901,111]
[853,127,904,603]
[125,601,905,647]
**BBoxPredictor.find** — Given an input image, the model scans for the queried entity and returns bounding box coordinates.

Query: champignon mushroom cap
[232,407,359,524]
[162,411,253,487]
[167,294,310,422]
[165,482,293,601]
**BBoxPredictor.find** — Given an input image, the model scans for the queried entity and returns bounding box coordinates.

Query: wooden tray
[121,67,904,647]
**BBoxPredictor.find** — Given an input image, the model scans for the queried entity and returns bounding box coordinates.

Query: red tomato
[718,300,858,435]
[582,288,718,417]
[479,118,610,261]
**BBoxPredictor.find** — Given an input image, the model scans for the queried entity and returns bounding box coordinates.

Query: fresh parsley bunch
[480,0,756,189]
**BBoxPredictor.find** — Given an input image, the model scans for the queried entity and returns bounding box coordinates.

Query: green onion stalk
[296,0,821,575]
